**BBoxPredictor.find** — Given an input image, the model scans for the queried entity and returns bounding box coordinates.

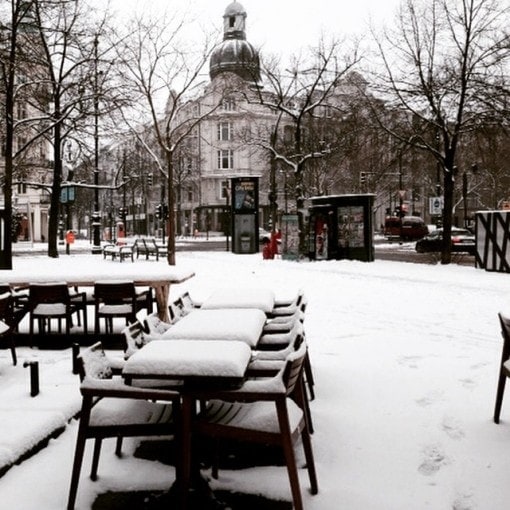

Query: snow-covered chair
[67,341,179,510]
[189,340,318,510]
[28,282,87,344]
[494,311,510,423]
[259,314,316,401]
[270,288,307,317]
[250,329,314,433]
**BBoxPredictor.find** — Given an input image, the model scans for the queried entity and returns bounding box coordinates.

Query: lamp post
[91,35,102,254]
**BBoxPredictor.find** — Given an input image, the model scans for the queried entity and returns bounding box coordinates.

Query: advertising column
[231,177,259,254]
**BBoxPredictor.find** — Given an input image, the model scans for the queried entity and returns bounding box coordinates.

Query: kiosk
[231,177,259,254]
[308,194,375,262]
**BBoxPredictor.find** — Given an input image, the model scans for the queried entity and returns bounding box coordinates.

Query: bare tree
[247,38,361,257]
[0,0,119,259]
[0,0,34,269]
[115,9,222,265]
[368,0,510,264]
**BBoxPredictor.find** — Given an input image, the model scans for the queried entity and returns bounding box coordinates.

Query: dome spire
[209,2,260,83]
[223,1,247,40]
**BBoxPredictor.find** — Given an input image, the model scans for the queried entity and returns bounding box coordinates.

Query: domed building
[175,2,273,238]
[209,1,261,84]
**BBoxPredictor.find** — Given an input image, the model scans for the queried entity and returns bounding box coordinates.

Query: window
[217,150,234,169]
[17,181,27,194]
[217,122,232,141]
[222,97,235,111]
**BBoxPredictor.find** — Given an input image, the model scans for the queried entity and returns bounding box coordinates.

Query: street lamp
[91,35,102,254]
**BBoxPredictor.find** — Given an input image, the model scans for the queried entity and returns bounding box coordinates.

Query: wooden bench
[102,243,134,262]
[134,238,166,261]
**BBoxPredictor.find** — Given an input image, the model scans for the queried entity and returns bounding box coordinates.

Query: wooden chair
[250,329,314,433]
[190,340,318,510]
[0,292,18,365]
[28,282,86,344]
[259,314,316,402]
[0,284,29,330]
[494,311,510,423]
[94,281,140,336]
[270,289,307,318]
[67,341,180,510]
[142,312,172,337]
[135,286,154,315]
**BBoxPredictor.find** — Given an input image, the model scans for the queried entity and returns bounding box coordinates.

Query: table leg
[176,395,193,509]
[153,283,170,322]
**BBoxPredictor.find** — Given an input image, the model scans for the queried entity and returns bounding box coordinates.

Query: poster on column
[281,214,299,260]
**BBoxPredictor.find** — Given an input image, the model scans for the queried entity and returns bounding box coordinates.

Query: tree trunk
[47,109,62,258]
[295,164,306,258]
[441,163,454,265]
[166,157,176,265]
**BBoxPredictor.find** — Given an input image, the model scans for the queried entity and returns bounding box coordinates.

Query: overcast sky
[107,0,402,59]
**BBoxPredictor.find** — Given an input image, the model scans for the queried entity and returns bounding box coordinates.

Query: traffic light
[360,172,366,184]
[155,204,162,219]
[147,173,153,186]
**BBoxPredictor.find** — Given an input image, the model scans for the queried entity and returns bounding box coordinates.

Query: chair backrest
[281,337,307,396]
[143,312,172,336]
[179,291,195,313]
[168,300,186,323]
[94,281,135,304]
[29,282,70,305]
[77,341,114,381]
[122,321,151,358]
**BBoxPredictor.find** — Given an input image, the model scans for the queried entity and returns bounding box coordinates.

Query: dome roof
[210,39,260,82]
[209,2,260,83]
[224,1,246,17]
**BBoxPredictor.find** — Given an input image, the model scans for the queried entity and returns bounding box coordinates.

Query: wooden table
[0,257,195,322]
[123,339,252,508]
[200,287,275,313]
[161,308,267,347]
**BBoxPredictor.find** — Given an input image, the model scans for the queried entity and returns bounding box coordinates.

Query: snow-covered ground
[0,249,509,509]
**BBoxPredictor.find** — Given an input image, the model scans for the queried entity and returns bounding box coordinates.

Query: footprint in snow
[452,492,476,510]
[441,415,465,440]
[418,443,450,475]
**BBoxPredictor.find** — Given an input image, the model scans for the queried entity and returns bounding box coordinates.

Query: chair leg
[115,436,123,457]
[304,351,315,401]
[90,438,103,481]
[82,307,88,335]
[298,378,314,434]
[494,370,507,424]
[9,336,17,366]
[68,399,92,510]
[29,316,34,348]
[277,404,304,510]
[301,428,318,495]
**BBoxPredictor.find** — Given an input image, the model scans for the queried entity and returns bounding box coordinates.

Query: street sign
[429,196,443,215]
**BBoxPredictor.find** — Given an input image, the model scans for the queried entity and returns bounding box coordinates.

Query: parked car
[415,227,476,254]
[384,216,429,241]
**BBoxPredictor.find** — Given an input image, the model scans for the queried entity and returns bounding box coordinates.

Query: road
[373,238,476,266]
[13,237,477,267]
